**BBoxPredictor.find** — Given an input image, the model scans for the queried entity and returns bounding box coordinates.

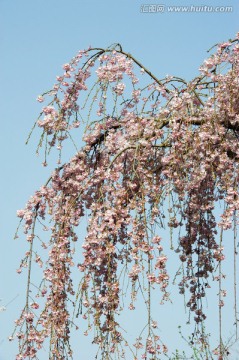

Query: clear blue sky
[0,0,239,359]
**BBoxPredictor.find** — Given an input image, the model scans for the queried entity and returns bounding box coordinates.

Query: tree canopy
[14,33,239,359]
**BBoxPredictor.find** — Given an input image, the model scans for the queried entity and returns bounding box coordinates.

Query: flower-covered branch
[14,34,239,359]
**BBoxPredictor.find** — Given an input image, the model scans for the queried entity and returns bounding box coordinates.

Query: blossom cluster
[14,35,239,359]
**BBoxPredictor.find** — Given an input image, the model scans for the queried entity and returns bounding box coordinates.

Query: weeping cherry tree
[13,33,239,360]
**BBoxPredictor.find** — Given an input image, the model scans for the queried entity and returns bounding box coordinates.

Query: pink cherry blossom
[14,35,239,360]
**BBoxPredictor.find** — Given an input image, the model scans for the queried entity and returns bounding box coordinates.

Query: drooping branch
[13,34,239,360]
